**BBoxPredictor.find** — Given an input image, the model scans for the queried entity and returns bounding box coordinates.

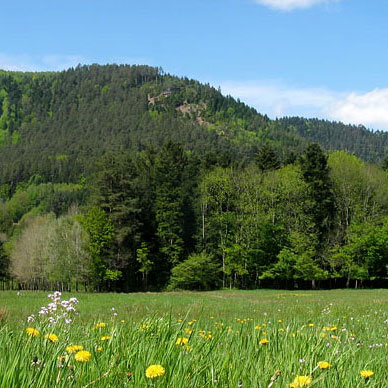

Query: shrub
[168,252,221,291]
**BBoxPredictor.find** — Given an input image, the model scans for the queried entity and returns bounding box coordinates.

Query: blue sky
[2,0,388,130]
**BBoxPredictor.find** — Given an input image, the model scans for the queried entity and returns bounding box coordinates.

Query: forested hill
[0,64,387,186]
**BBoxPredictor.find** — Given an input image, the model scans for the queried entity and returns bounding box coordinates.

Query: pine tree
[154,142,187,271]
[300,143,335,240]
[257,145,280,172]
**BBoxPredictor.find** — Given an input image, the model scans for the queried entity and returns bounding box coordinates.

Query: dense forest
[1,64,388,291]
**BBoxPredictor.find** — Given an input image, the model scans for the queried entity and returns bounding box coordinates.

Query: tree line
[2,142,388,291]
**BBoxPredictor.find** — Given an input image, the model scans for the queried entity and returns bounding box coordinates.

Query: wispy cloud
[220,81,388,131]
[0,53,154,73]
[253,0,336,11]
[0,53,86,72]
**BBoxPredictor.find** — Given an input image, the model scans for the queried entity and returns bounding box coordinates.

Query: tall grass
[1,289,387,387]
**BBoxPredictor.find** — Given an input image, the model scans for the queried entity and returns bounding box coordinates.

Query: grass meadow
[1,289,388,387]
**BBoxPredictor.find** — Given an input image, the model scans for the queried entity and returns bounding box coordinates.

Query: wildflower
[101,336,111,341]
[289,375,312,387]
[360,370,374,379]
[97,347,103,351]
[145,364,165,378]
[317,361,331,369]
[254,325,261,330]
[45,333,59,343]
[66,345,84,354]
[74,350,92,362]
[259,338,269,345]
[176,337,189,346]
[308,323,315,327]
[96,322,106,328]
[26,328,40,337]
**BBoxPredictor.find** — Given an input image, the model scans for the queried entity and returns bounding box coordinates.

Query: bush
[168,252,221,291]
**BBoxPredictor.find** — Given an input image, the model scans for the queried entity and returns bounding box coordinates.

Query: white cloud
[220,81,388,131]
[0,53,86,72]
[327,89,388,131]
[0,53,153,73]
[253,0,336,11]
[220,80,341,117]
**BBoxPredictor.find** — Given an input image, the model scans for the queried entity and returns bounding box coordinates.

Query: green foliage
[2,65,388,290]
[155,142,187,267]
[78,207,114,286]
[256,144,280,172]
[168,252,221,290]
[300,143,335,242]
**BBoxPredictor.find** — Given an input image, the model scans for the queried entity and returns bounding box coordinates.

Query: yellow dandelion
[45,333,59,343]
[145,364,165,379]
[176,337,189,346]
[97,346,103,351]
[100,336,111,341]
[96,322,106,328]
[317,361,331,369]
[66,345,84,354]
[26,328,40,337]
[74,350,92,362]
[289,375,312,388]
[254,325,261,330]
[259,338,269,345]
[360,370,374,379]
[308,323,315,327]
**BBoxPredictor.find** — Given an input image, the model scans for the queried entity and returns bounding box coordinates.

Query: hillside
[0,64,387,187]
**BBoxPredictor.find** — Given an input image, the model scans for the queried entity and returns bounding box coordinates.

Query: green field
[1,289,388,387]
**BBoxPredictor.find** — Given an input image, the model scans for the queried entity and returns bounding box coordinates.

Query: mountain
[0,64,386,186]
